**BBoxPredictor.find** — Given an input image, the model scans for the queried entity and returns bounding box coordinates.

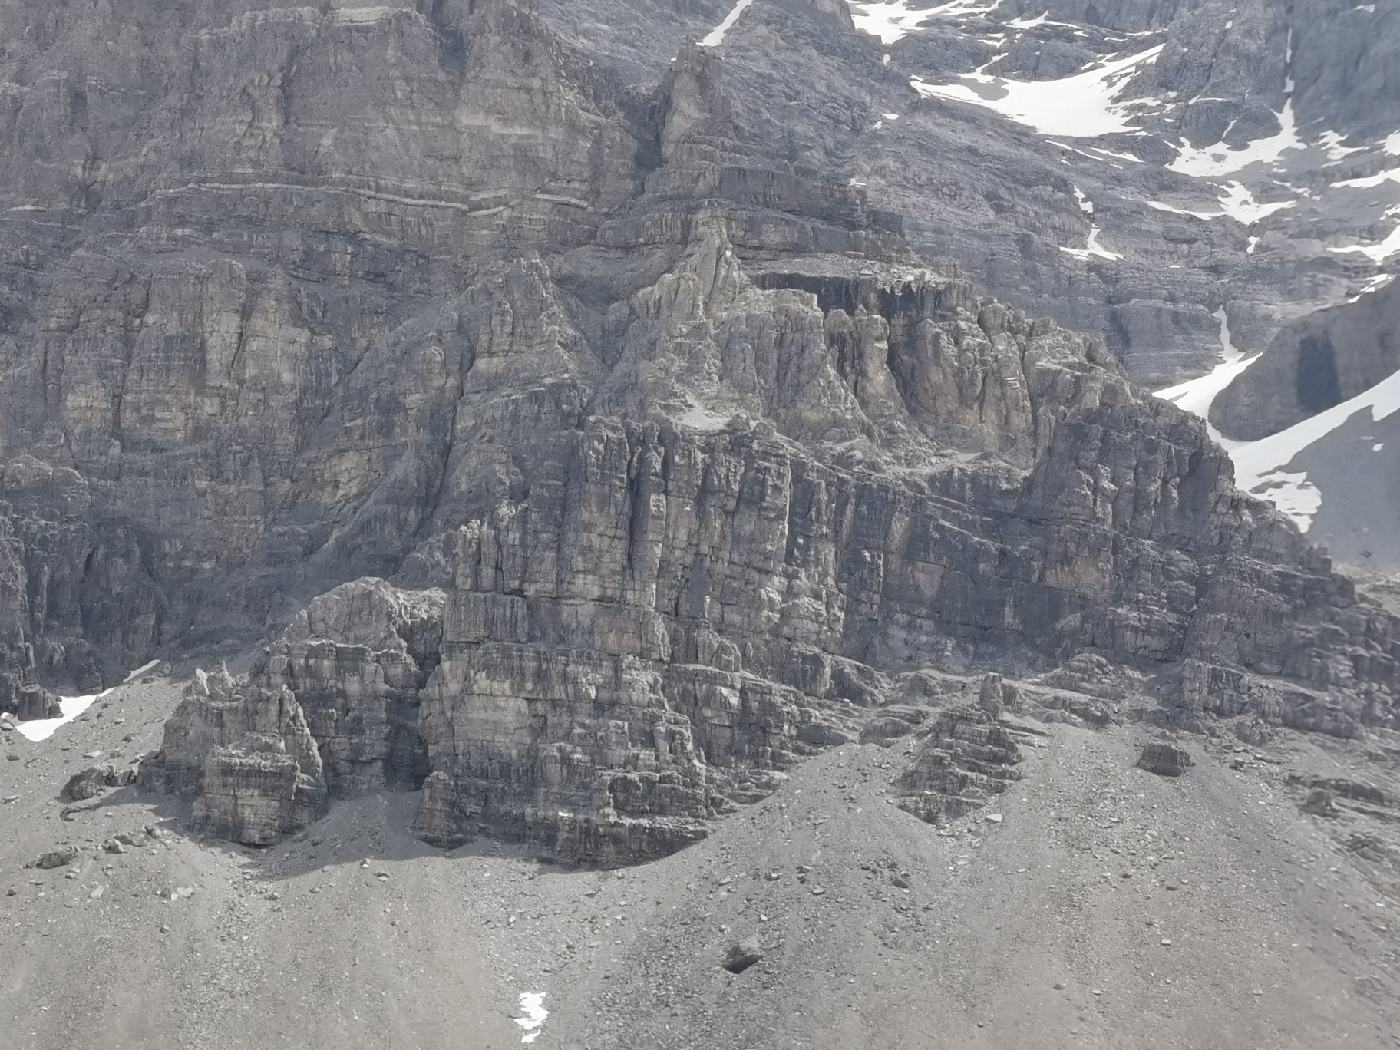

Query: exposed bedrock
[1212,279,1400,441]
[143,294,1400,859]
[8,0,1400,869]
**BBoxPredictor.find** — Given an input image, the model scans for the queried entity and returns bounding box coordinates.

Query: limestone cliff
[3,0,1399,864]
[144,239,1400,860]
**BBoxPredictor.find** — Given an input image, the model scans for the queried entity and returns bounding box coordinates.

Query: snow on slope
[15,659,161,742]
[16,689,110,743]
[1146,184,1297,225]
[1155,309,1253,448]
[514,992,548,1044]
[1168,99,1305,178]
[848,1,999,44]
[847,0,1400,532]
[1060,187,1122,260]
[910,44,1164,138]
[1329,207,1400,264]
[1157,313,1400,533]
[1230,368,1400,532]
[700,0,758,47]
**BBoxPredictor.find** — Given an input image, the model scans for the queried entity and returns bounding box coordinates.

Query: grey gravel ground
[4,670,1399,1050]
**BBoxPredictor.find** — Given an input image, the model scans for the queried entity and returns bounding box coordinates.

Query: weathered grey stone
[4,0,1399,871]
[721,938,763,974]
[139,244,1400,857]
[896,704,1026,825]
[1136,743,1195,778]
[34,846,79,870]
[59,765,136,803]
[140,666,327,846]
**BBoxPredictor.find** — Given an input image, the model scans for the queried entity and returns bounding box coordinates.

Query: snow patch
[1319,130,1366,161]
[1216,182,1295,224]
[848,1,934,43]
[1153,307,1252,448]
[14,658,161,743]
[1059,229,1120,261]
[1332,166,1400,190]
[1170,102,1305,177]
[1230,366,1400,532]
[1146,199,1221,220]
[1329,209,1400,264]
[124,659,161,683]
[1170,32,1304,179]
[910,44,1163,138]
[1148,185,1294,225]
[1246,472,1322,531]
[1087,145,1142,164]
[17,690,111,743]
[514,992,548,1044]
[1059,186,1121,260]
[700,0,757,47]
[1348,273,1395,303]
[848,0,1001,44]
[1006,11,1047,28]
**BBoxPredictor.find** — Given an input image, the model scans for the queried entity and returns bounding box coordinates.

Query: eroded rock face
[1213,280,1400,442]
[259,579,444,795]
[896,703,1026,825]
[141,667,327,846]
[9,0,1400,866]
[141,243,1400,860]
[0,458,164,708]
[1136,743,1194,778]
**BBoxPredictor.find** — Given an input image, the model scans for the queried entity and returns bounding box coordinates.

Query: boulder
[34,846,79,869]
[1137,743,1194,777]
[721,938,763,974]
[60,765,136,802]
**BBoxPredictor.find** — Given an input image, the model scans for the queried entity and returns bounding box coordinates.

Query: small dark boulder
[1136,743,1194,777]
[721,938,762,974]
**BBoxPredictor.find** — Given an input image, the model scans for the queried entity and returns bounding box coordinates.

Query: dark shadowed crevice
[1297,334,1342,414]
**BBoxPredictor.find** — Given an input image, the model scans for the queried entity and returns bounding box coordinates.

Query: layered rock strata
[4,0,1400,866]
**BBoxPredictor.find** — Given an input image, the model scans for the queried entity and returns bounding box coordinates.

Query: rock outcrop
[720,938,763,974]
[141,666,327,846]
[1213,280,1400,442]
[6,0,1400,867]
[138,237,1400,860]
[895,701,1027,825]
[1136,743,1195,778]
[59,764,136,802]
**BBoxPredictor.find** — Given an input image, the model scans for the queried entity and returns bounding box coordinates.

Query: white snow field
[910,45,1164,138]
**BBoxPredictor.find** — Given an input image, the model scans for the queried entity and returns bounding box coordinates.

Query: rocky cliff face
[144,237,1400,861]
[6,0,1400,862]
[1214,279,1400,442]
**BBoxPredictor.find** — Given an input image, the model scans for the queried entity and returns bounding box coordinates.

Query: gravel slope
[3,671,1398,1050]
